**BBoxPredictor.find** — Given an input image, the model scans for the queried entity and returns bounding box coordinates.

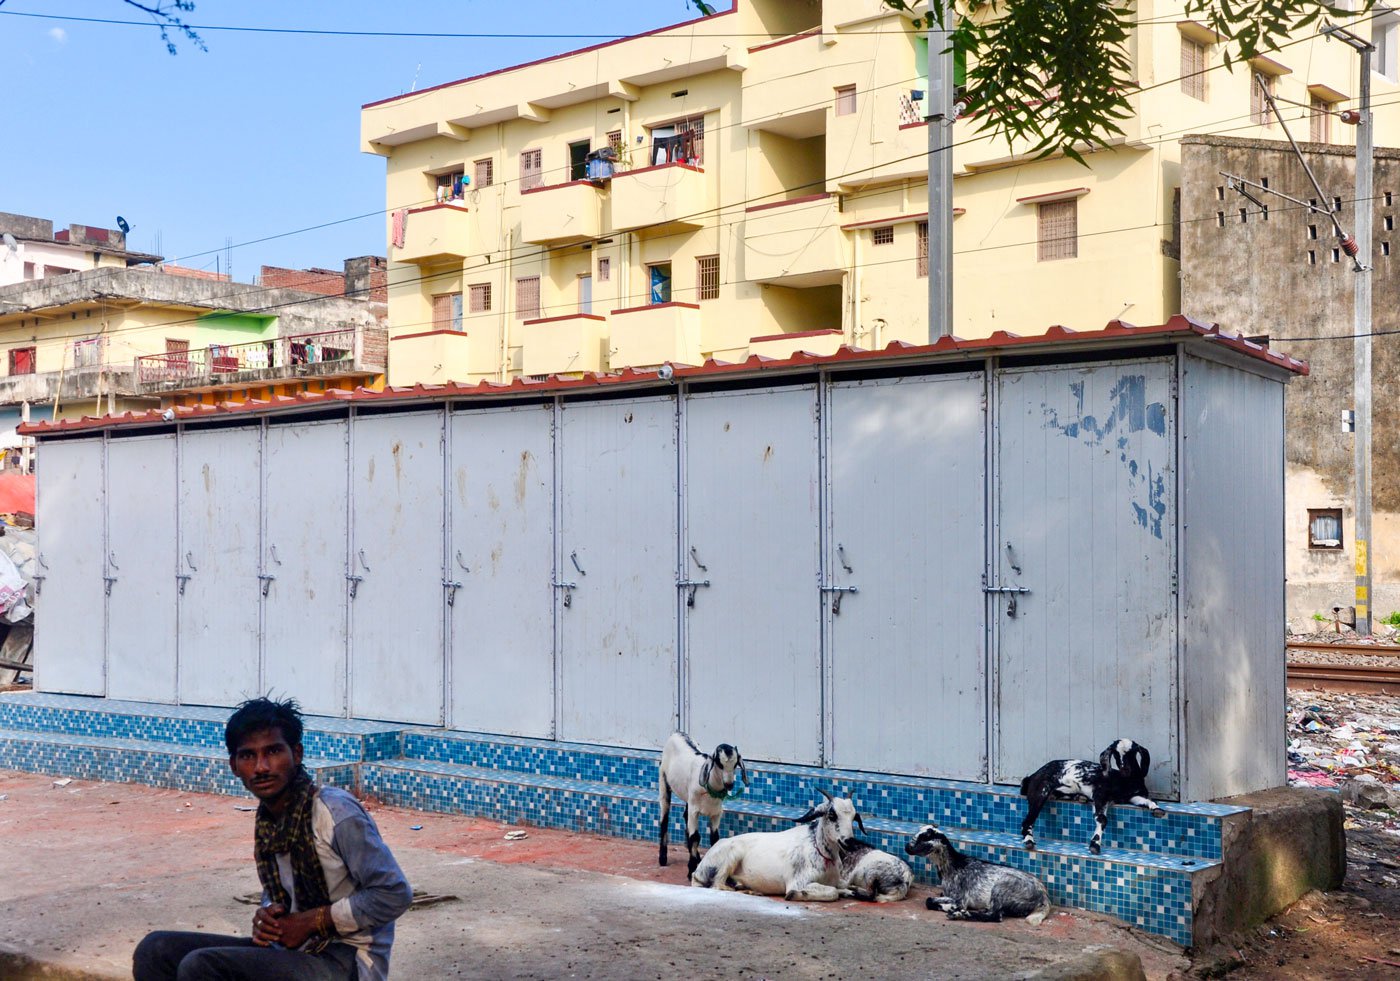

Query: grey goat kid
[691,790,860,902]
[1018,738,1166,854]
[658,731,749,876]
[905,826,1051,924]
[838,838,913,903]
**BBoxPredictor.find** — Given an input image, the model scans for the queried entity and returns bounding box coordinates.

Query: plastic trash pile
[1288,689,1400,833]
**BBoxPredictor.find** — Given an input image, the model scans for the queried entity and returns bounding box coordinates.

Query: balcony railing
[133,326,388,395]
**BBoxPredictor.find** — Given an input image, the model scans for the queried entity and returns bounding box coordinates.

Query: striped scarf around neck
[254,767,332,953]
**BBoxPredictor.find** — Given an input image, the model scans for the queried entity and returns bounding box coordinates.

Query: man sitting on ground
[134,697,413,980]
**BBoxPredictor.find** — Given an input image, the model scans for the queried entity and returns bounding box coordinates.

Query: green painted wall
[190,311,277,349]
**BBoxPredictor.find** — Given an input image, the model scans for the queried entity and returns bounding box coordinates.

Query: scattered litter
[1288,688,1400,838]
[409,825,423,831]
[504,830,529,841]
[407,889,459,910]
[234,805,255,812]
[183,801,192,808]
[51,778,72,788]
[0,794,8,801]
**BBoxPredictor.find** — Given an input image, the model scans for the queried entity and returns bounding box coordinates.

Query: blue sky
[0,1,716,276]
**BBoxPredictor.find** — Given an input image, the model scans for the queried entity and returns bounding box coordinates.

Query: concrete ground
[0,770,1188,980]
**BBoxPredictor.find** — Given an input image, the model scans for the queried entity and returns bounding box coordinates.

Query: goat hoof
[1022,838,1036,851]
[659,853,668,867]
[1088,841,1101,855]
[1151,808,1166,818]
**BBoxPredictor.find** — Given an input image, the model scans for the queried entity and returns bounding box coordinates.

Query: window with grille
[432,292,464,330]
[916,221,929,277]
[1251,73,1275,126]
[872,226,894,246]
[73,337,103,367]
[1310,96,1332,143]
[474,158,494,187]
[469,282,492,313]
[1037,200,1078,261]
[597,256,611,282]
[1308,508,1343,550]
[8,347,35,375]
[520,149,543,190]
[516,276,541,319]
[606,130,623,155]
[835,85,857,116]
[696,254,719,301]
[1180,38,1207,101]
[647,116,705,166]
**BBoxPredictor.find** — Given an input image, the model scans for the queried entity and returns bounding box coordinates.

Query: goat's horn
[818,788,834,803]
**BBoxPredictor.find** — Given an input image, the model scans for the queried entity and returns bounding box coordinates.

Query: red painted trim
[745,192,832,214]
[611,301,701,315]
[1015,187,1090,205]
[749,329,842,343]
[521,179,602,196]
[611,162,705,179]
[840,209,962,230]
[19,317,1308,437]
[407,203,471,215]
[362,5,738,109]
[747,28,820,54]
[898,120,928,130]
[523,314,606,325]
[392,329,470,341]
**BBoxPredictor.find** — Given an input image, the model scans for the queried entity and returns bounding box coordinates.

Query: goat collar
[813,832,836,867]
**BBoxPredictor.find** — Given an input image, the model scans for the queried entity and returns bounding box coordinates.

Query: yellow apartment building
[361,0,1400,385]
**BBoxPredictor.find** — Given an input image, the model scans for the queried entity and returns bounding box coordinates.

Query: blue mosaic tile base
[362,759,1201,946]
[0,692,404,762]
[399,729,1235,860]
[0,726,355,797]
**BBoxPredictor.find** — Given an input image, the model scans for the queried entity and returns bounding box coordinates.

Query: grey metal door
[994,360,1178,795]
[177,427,262,707]
[106,436,178,703]
[558,396,678,748]
[448,404,555,737]
[684,386,821,764]
[349,411,446,725]
[263,420,349,717]
[828,374,988,777]
[35,438,106,695]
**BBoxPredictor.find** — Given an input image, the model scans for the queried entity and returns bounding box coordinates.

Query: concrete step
[362,757,1206,946]
[0,725,357,796]
[399,728,1240,861]
[0,691,404,762]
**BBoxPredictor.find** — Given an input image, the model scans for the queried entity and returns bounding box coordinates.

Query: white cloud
[48,28,67,45]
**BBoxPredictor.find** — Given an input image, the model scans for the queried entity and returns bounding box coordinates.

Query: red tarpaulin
[0,473,35,515]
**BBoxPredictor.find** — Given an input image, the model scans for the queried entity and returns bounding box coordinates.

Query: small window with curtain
[432,292,464,330]
[1308,508,1343,550]
[1038,200,1078,261]
[469,283,492,313]
[696,254,719,301]
[520,149,543,190]
[916,221,929,277]
[8,347,35,375]
[835,85,857,116]
[516,276,541,319]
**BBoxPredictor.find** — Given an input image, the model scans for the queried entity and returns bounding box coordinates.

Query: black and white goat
[1018,738,1166,854]
[691,790,860,902]
[658,731,749,876]
[905,826,1051,924]
[837,838,913,903]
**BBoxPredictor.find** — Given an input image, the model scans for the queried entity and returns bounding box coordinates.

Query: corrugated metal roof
[20,316,1306,438]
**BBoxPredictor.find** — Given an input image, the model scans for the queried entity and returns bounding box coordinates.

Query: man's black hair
[225,696,305,755]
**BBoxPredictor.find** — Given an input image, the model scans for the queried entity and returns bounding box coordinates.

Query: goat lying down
[1019,738,1166,854]
[905,826,1051,924]
[658,732,748,876]
[692,791,867,902]
[838,837,913,903]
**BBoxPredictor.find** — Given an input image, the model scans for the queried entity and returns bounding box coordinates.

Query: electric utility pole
[927,12,955,340]
[1324,23,1375,636]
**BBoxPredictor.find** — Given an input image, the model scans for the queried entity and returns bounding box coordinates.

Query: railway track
[1286,660,1400,695]
[1287,640,1400,657]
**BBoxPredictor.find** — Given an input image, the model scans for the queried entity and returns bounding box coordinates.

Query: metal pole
[927,13,955,340]
[1354,45,1373,636]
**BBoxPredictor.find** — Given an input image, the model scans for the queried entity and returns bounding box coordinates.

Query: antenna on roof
[2,233,16,253]
[116,216,131,235]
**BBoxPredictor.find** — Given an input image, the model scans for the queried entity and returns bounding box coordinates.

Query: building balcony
[520,181,604,246]
[394,204,479,264]
[610,164,711,232]
[741,29,829,138]
[132,326,388,397]
[748,328,844,360]
[0,364,140,406]
[744,193,847,287]
[607,302,701,368]
[521,314,607,375]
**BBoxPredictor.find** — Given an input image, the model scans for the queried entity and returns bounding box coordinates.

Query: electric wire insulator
[1340,234,1360,257]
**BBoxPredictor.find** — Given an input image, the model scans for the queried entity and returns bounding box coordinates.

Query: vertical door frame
[818,371,833,766]
[550,396,564,739]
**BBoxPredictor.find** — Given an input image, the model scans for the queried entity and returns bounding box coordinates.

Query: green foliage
[1380,610,1400,626]
[1312,612,1329,621]
[882,0,1372,162]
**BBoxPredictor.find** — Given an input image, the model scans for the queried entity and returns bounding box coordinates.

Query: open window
[1308,508,1343,550]
[646,116,704,166]
[8,347,35,375]
[648,262,672,304]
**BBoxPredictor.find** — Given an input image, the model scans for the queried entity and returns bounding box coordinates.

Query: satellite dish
[2,233,15,252]
[116,216,131,235]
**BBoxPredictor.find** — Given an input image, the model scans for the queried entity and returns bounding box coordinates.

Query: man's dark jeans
[133,930,357,981]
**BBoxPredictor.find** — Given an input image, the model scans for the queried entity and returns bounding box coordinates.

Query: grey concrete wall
[1181,135,1400,623]
[0,213,54,241]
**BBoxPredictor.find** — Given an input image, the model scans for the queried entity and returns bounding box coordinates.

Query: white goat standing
[658,732,748,876]
[691,790,860,902]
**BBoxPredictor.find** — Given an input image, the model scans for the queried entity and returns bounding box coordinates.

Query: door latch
[821,584,859,614]
[442,579,463,606]
[257,573,276,597]
[676,577,711,607]
[346,572,364,598]
[983,585,1031,617]
[553,579,579,607]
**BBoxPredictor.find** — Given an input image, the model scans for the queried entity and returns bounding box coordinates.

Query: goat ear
[794,807,820,824]
[1133,745,1151,777]
[738,756,750,786]
[855,812,866,834]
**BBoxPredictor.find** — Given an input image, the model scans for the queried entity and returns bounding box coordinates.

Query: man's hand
[251,903,285,947]
[274,907,328,950]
